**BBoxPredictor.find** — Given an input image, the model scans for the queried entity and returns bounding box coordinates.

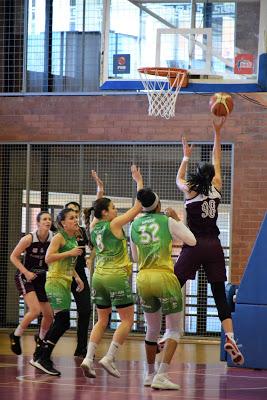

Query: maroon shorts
[15,271,48,302]
[174,236,227,283]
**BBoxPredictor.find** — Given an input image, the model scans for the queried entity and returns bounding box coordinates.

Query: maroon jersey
[185,185,221,237]
[15,230,53,301]
[23,230,53,273]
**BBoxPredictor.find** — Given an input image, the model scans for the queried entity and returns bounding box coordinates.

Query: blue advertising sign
[113,54,130,74]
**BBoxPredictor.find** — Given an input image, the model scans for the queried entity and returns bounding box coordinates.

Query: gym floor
[1,333,267,400]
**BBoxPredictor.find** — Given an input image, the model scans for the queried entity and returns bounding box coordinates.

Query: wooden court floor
[1,332,267,400]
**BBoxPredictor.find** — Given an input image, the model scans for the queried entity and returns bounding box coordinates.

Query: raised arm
[10,235,36,281]
[91,170,104,200]
[89,170,105,229]
[212,117,226,191]
[131,164,143,192]
[176,136,193,193]
[110,165,143,234]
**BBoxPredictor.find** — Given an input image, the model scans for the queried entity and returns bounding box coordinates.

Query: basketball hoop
[138,67,188,119]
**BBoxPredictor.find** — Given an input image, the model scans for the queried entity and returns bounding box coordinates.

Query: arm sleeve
[129,224,138,262]
[168,217,196,246]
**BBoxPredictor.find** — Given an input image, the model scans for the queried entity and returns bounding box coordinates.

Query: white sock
[106,341,120,360]
[85,341,97,361]
[39,328,48,340]
[225,332,234,341]
[157,362,169,375]
[14,325,24,337]
[147,363,155,374]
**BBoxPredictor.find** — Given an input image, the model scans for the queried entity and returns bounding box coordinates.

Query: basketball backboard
[100,0,267,94]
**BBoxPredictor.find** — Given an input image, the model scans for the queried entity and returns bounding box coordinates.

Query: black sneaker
[29,335,44,366]
[34,358,61,376]
[33,335,43,361]
[9,332,22,355]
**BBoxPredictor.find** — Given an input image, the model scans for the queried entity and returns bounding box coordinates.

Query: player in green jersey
[81,165,143,379]
[130,188,196,390]
[33,208,84,376]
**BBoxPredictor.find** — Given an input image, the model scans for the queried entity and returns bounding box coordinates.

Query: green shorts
[137,269,183,314]
[45,278,72,311]
[92,272,133,308]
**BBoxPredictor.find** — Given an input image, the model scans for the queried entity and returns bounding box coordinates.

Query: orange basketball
[209,92,234,117]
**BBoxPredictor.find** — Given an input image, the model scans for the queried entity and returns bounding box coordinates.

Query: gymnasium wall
[0,93,266,284]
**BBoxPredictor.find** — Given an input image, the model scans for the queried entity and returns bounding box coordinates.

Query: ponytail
[187,162,215,196]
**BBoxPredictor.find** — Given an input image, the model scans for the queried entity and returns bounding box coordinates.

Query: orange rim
[138,67,187,78]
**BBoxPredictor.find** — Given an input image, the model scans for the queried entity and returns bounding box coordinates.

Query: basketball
[209,92,234,117]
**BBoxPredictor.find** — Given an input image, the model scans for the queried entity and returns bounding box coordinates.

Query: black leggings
[45,310,70,344]
[178,278,232,323]
[210,282,232,322]
[71,273,91,350]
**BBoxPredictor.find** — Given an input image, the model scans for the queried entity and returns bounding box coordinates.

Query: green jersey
[131,213,173,272]
[46,230,78,283]
[91,220,132,276]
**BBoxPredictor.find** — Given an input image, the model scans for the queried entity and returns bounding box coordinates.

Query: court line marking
[16,374,267,390]
[12,378,267,400]
[16,364,267,381]
[0,363,18,367]
[30,362,267,380]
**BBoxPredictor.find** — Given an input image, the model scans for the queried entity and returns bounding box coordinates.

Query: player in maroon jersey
[174,117,244,366]
[9,211,54,362]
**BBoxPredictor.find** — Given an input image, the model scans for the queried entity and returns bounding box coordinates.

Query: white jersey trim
[30,230,53,243]
[185,185,221,206]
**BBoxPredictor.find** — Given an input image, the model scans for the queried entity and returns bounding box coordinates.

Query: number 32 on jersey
[139,223,160,244]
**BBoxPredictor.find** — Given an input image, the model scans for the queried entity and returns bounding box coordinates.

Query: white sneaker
[224,336,244,366]
[144,373,155,386]
[151,373,180,390]
[99,356,120,378]
[29,359,37,367]
[81,359,96,378]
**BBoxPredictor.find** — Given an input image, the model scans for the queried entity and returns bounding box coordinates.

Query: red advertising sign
[234,54,254,74]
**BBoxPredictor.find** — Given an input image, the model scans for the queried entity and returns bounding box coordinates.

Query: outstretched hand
[131,164,142,183]
[164,207,180,221]
[213,116,226,132]
[91,170,104,191]
[182,136,193,158]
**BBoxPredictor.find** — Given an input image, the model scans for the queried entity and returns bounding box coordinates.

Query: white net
[138,68,186,119]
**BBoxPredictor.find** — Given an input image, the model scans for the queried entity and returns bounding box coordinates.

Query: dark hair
[56,207,76,229]
[137,188,159,212]
[92,197,112,219]
[187,162,215,196]
[36,211,51,222]
[83,207,95,228]
[82,208,94,250]
[65,201,81,211]
[83,198,112,222]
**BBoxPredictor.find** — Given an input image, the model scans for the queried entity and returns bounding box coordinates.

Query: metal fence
[0,141,233,337]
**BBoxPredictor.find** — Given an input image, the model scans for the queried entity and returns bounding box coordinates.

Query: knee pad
[144,310,161,342]
[145,328,160,343]
[161,329,180,343]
